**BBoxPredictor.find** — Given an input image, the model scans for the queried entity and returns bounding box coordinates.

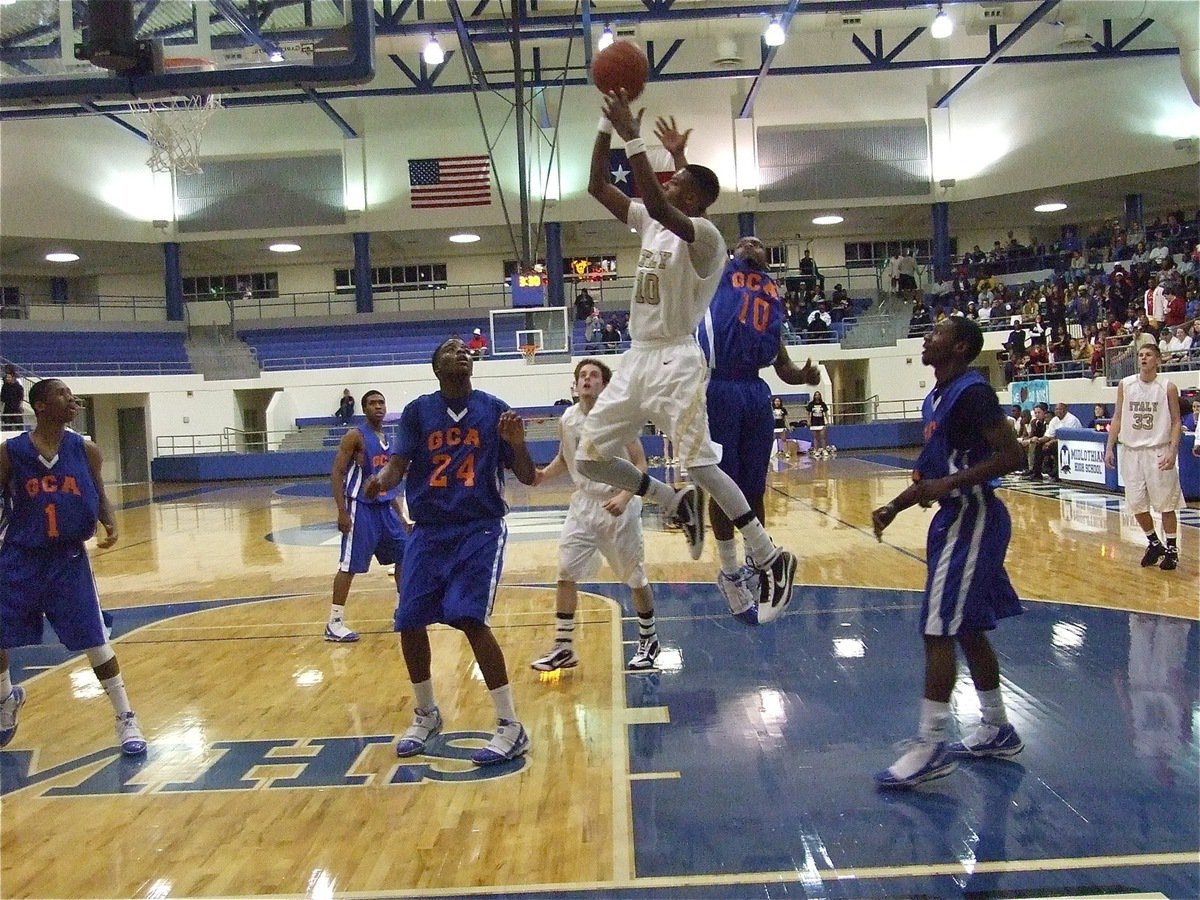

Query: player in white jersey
[581,92,796,614]
[530,359,659,672]
[1105,343,1184,571]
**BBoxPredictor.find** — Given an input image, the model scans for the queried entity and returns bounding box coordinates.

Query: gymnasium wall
[0,56,1192,251]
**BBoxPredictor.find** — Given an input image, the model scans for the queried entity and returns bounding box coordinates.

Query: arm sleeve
[688,217,726,278]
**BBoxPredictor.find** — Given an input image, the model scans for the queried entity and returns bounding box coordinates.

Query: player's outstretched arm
[604,92,695,242]
[534,431,569,487]
[653,115,690,169]
[84,440,118,548]
[774,342,821,386]
[588,105,632,224]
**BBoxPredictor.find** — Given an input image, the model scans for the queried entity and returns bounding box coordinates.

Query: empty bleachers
[240,320,489,371]
[0,329,191,377]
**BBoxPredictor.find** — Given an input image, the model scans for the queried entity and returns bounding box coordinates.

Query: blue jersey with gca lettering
[2,431,99,548]
[345,424,398,504]
[696,258,784,380]
[396,390,515,525]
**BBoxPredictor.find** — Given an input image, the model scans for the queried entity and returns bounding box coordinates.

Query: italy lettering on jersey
[697,258,783,380]
[2,431,99,547]
[345,424,397,504]
[1118,374,1173,448]
[626,201,727,342]
[396,390,515,524]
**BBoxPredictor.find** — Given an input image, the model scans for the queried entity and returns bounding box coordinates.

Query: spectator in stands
[1069,249,1087,281]
[334,389,355,426]
[908,304,931,338]
[601,321,621,353]
[1162,282,1186,329]
[1,365,23,429]
[1049,327,1071,367]
[1090,404,1111,432]
[583,308,604,351]
[467,328,489,359]
[891,248,919,302]
[797,249,821,294]
[1148,239,1171,265]
[1165,326,1192,361]
[1008,404,1022,433]
[806,303,833,342]
[573,288,596,322]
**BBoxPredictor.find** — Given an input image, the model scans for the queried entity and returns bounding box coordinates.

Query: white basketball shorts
[1119,445,1184,515]
[558,492,648,588]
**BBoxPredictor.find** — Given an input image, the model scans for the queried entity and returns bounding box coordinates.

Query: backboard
[0,0,373,107]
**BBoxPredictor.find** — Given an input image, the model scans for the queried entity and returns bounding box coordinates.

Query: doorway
[117,407,149,482]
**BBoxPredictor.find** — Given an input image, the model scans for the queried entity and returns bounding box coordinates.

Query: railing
[157,428,297,456]
[11,295,171,323]
[2,360,192,377]
[833,395,925,424]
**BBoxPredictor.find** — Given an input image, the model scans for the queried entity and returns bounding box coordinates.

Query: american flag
[609,147,676,198]
[408,155,492,209]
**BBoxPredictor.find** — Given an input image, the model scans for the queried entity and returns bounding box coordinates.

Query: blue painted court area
[593,582,1199,900]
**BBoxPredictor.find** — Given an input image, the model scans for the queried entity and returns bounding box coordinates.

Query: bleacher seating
[0,330,191,376]
[240,321,488,371]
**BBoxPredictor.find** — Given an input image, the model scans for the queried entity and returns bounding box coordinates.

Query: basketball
[591,40,649,100]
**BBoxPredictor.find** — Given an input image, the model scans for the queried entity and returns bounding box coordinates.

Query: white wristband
[597,117,613,135]
[624,137,646,157]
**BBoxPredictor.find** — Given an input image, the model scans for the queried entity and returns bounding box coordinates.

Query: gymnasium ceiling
[0,1,1196,276]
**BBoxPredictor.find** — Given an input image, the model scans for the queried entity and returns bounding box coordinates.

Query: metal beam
[300,86,357,137]
[447,0,489,89]
[80,100,148,141]
[212,0,285,60]
[934,0,1059,108]
[739,0,803,119]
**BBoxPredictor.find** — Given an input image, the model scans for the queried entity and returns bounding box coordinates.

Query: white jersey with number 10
[625,201,727,343]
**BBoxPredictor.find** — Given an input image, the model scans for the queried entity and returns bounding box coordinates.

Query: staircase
[839,293,914,349]
[185,325,260,381]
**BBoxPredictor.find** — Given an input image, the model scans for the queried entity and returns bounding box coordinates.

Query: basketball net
[128,95,221,175]
[520,344,538,365]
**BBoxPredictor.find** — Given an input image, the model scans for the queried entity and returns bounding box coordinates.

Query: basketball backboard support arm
[0,0,375,106]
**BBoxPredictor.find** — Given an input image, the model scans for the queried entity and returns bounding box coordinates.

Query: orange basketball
[591,40,649,100]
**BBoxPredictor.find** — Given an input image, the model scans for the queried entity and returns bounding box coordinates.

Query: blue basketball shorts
[0,542,107,651]
[394,519,507,630]
[922,491,1023,636]
[338,501,406,574]
[707,377,773,501]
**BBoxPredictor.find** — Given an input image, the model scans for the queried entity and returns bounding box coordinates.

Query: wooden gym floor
[1,452,1196,899]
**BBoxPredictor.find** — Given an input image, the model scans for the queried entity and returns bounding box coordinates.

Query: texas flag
[609,146,677,198]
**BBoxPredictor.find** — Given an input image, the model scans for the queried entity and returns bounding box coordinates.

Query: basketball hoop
[520,344,538,365]
[126,58,221,175]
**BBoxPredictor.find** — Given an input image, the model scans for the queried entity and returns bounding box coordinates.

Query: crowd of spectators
[905,209,1200,381]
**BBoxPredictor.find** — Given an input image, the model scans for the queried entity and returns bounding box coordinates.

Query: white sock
[716,538,740,575]
[412,679,435,711]
[918,698,951,743]
[329,604,345,625]
[0,670,11,699]
[554,613,575,646]
[977,687,1008,725]
[490,683,516,722]
[100,674,133,716]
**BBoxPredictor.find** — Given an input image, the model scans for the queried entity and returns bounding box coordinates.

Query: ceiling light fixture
[930,4,953,39]
[448,233,480,244]
[267,49,284,62]
[45,251,80,262]
[268,242,302,253]
[1034,202,1067,213]
[422,34,445,66]
[598,25,615,51]
[812,215,844,225]
[764,18,786,48]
